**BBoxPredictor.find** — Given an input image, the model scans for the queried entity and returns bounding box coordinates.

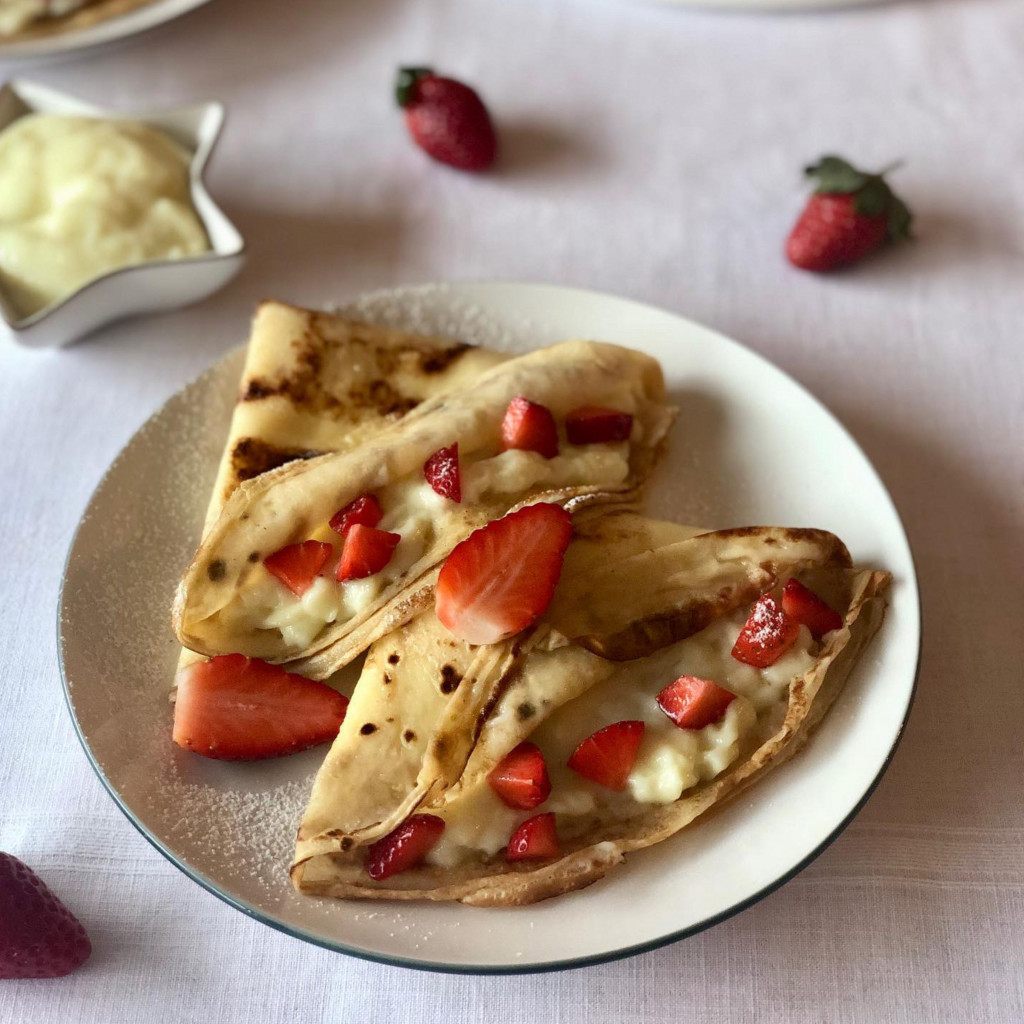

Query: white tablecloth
[2,0,1022,1020]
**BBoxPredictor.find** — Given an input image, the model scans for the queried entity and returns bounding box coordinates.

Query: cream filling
[242,444,631,650]
[426,615,815,868]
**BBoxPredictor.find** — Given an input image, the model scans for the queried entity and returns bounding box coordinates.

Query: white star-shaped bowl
[0,79,245,349]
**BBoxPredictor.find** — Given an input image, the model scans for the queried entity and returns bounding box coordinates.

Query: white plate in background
[58,282,919,973]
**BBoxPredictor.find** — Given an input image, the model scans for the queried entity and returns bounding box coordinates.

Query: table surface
[2,0,1022,1021]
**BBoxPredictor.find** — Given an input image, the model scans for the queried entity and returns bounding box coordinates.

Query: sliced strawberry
[172,654,348,760]
[336,524,401,582]
[435,502,572,645]
[565,405,634,445]
[424,442,461,502]
[731,593,801,668]
[329,493,383,537]
[263,540,333,596]
[500,396,559,459]
[488,742,551,810]
[567,720,645,791]
[0,853,91,979]
[366,814,445,880]
[506,812,560,862]
[782,578,844,639]
[657,675,735,730]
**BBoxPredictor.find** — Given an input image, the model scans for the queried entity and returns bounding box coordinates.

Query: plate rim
[57,279,921,974]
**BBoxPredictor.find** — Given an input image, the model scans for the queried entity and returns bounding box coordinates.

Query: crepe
[291,511,890,905]
[174,341,675,676]
[0,0,157,40]
[174,300,507,679]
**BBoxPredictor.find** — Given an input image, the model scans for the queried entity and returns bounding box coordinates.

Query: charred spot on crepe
[247,551,260,563]
[230,437,328,483]
[382,673,392,685]
[403,730,416,744]
[516,702,536,721]
[206,559,227,582]
[360,723,377,736]
[440,665,462,694]
[388,653,400,665]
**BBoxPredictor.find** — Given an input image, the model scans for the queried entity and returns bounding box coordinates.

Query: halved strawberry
[435,502,572,645]
[172,654,348,760]
[782,578,843,639]
[263,540,333,596]
[657,675,735,730]
[506,812,560,862]
[424,442,461,502]
[366,814,445,880]
[336,524,401,582]
[488,742,551,810]
[731,593,800,668]
[567,720,645,791]
[500,396,559,459]
[329,493,383,537]
[565,406,633,445]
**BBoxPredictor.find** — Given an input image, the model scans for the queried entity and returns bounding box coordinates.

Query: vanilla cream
[0,114,210,318]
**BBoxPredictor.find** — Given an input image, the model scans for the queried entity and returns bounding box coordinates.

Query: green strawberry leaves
[395,67,434,107]
[805,154,913,242]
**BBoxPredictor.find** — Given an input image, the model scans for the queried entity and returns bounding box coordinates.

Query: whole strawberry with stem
[396,66,497,171]
[0,853,91,979]
[786,155,912,272]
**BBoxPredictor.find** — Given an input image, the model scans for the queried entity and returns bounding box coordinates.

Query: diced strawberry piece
[500,396,559,459]
[435,502,572,645]
[782,578,844,639]
[731,593,801,668]
[366,814,445,880]
[336,525,401,582]
[0,854,91,979]
[567,720,645,791]
[263,540,333,596]
[565,405,634,445]
[488,742,551,810]
[506,812,560,862]
[172,654,348,760]
[329,493,383,537]
[657,675,736,730]
[424,442,461,502]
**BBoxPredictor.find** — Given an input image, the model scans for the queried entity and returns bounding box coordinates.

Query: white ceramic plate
[0,0,211,62]
[58,282,919,973]
[638,0,885,10]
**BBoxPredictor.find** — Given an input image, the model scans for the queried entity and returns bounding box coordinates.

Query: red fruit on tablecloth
[395,67,497,171]
[0,853,91,979]
[786,155,912,272]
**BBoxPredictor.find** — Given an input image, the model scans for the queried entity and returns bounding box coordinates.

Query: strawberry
[395,67,497,172]
[0,854,91,979]
[172,654,348,760]
[506,812,560,862]
[366,814,445,880]
[782,578,844,639]
[565,406,633,445]
[500,397,559,459]
[263,540,333,596]
[731,593,800,668]
[424,442,461,502]
[786,155,912,272]
[336,524,401,582]
[329,493,383,537]
[488,742,551,810]
[435,502,572,645]
[657,675,735,731]
[567,720,645,791]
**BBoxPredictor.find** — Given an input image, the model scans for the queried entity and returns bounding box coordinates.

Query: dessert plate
[0,0,211,62]
[58,282,919,973]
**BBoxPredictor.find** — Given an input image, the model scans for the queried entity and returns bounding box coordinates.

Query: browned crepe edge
[291,568,890,905]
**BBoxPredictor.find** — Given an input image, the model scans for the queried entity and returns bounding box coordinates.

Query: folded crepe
[291,511,890,905]
[174,342,675,677]
[173,300,507,680]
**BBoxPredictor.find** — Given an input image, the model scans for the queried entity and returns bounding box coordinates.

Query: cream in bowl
[0,79,244,349]
[0,114,211,319]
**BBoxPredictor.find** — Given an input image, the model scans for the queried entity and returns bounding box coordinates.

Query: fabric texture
[1,0,1022,1020]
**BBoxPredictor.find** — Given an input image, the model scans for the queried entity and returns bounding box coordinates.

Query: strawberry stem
[395,66,434,107]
